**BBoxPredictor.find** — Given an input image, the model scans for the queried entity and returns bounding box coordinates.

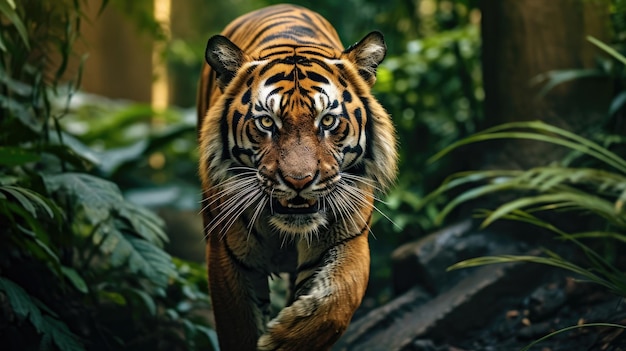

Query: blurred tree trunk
[476,0,612,170]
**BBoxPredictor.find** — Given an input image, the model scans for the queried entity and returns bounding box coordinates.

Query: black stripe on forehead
[259,25,318,45]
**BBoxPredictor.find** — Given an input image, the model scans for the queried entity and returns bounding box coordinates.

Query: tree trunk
[478,0,612,170]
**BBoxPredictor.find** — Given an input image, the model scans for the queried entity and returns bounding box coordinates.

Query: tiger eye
[260,116,274,129]
[321,115,336,128]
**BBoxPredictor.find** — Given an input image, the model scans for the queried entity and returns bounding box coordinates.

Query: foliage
[423,34,626,297]
[0,1,215,350]
[429,120,626,294]
[424,119,626,346]
[371,23,482,239]
[55,93,198,207]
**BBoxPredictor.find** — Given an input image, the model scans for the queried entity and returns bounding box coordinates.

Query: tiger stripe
[197,4,397,351]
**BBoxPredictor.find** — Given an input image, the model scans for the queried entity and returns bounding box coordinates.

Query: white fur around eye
[256,81,283,129]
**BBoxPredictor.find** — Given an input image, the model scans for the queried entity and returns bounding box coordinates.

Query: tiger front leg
[257,233,370,351]
[207,233,270,351]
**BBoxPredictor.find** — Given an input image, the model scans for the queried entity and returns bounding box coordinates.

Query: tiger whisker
[341,174,390,205]
[247,195,268,240]
[200,177,257,213]
[199,171,257,198]
[341,173,386,194]
[203,186,261,239]
[216,190,263,238]
[327,188,360,234]
[337,181,400,231]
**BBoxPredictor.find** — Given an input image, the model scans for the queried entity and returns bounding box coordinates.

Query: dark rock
[335,253,548,351]
[526,282,567,321]
[391,220,529,295]
[335,286,432,350]
[517,321,553,340]
[407,339,437,351]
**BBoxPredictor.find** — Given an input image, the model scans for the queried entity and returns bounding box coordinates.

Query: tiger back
[197,4,397,351]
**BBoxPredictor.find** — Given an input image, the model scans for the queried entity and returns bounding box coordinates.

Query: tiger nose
[283,174,314,190]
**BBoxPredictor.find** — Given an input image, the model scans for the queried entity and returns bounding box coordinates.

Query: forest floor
[451,275,626,351]
[335,219,626,351]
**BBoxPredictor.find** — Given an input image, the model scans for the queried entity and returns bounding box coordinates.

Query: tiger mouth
[272,196,319,215]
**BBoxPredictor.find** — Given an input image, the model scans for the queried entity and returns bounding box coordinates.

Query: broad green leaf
[3,202,59,271]
[0,277,44,327]
[0,278,85,350]
[46,132,100,168]
[125,236,176,287]
[45,173,123,213]
[96,223,176,288]
[124,288,157,316]
[2,185,54,219]
[40,315,85,351]
[118,203,168,246]
[0,147,40,166]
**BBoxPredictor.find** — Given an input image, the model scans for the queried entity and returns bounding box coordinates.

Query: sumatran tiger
[197,4,397,351]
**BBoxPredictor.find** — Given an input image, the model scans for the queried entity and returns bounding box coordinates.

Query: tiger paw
[256,295,347,351]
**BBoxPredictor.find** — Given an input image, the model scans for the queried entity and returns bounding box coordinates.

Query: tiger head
[199,32,397,239]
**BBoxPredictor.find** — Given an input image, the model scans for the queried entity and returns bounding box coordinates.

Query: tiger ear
[343,31,387,86]
[205,35,247,90]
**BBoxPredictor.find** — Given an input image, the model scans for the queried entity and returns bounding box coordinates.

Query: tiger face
[200,31,396,241]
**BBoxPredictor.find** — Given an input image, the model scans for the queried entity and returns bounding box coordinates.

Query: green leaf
[0,32,6,51]
[1,202,60,272]
[0,0,30,50]
[0,276,44,326]
[40,315,85,351]
[587,36,626,66]
[483,192,624,228]
[97,224,176,288]
[429,121,626,173]
[1,185,55,219]
[534,68,604,97]
[520,323,626,351]
[0,66,33,96]
[0,277,85,350]
[195,325,220,351]
[0,147,40,166]
[124,287,157,316]
[118,204,168,246]
[125,236,176,287]
[44,173,123,217]
[98,290,127,306]
[44,172,124,225]
[609,91,626,117]
[61,266,88,294]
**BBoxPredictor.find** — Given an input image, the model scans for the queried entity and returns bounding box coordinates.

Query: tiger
[196,4,397,351]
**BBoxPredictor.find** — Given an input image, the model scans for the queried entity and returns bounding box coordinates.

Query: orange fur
[197,4,397,350]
